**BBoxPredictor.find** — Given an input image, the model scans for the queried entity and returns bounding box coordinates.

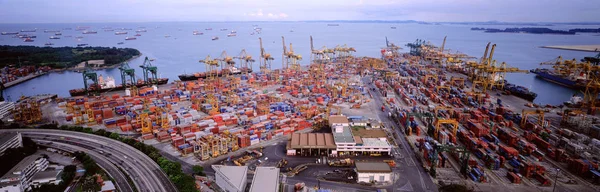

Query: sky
[0,0,598,23]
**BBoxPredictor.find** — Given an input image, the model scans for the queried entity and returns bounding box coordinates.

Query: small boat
[44,42,54,46]
[165,35,171,38]
[391,27,396,29]
[49,36,60,39]
[43,30,60,33]
[20,29,36,32]
[55,32,62,35]
[136,29,147,32]
[77,43,88,47]
[104,29,115,32]
[76,36,83,39]
[117,42,124,45]
[115,31,128,35]
[149,58,156,61]
[205,28,212,30]
[250,32,255,35]
[125,37,136,40]
[212,36,219,40]
[220,28,227,31]
[230,30,236,34]
[193,31,203,35]
[134,33,141,36]
[23,38,34,42]
[290,30,294,32]
[227,33,236,37]
[82,31,97,34]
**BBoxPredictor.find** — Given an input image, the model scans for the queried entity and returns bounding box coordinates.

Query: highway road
[32,139,134,192]
[1,129,178,192]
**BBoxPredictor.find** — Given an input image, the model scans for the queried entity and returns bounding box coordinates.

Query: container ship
[1,32,18,35]
[529,68,587,90]
[178,66,252,81]
[69,75,169,96]
[502,80,537,101]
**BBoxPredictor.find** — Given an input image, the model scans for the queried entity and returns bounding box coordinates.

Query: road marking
[397,181,414,191]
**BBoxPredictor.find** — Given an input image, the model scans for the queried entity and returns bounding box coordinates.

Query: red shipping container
[120,124,132,132]
[142,133,154,140]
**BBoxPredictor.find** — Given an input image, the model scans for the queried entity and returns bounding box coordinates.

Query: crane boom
[480,42,491,64]
[440,36,447,52]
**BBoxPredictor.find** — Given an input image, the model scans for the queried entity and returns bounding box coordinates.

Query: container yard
[9,35,600,192]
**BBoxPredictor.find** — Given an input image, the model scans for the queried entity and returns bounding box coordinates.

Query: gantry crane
[217,51,236,79]
[12,99,42,124]
[259,37,274,79]
[406,39,427,56]
[233,49,255,77]
[140,57,159,85]
[138,112,152,134]
[81,61,99,96]
[520,109,545,128]
[428,143,470,178]
[310,36,325,64]
[118,62,136,89]
[434,119,459,139]
[200,55,220,91]
[484,60,529,91]
[282,36,303,73]
[206,93,219,115]
[382,37,403,64]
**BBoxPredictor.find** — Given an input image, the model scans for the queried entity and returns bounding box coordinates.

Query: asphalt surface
[32,139,134,192]
[1,129,178,192]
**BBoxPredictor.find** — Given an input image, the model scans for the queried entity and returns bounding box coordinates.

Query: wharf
[4,72,47,88]
[541,45,600,52]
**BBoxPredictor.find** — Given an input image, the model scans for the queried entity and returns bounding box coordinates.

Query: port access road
[0,129,178,192]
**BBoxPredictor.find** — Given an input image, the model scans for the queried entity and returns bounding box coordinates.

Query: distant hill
[0,46,140,68]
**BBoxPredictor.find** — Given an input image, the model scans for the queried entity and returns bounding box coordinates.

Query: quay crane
[282,36,302,73]
[217,51,235,79]
[81,61,99,96]
[199,55,220,92]
[139,56,159,85]
[259,37,274,79]
[118,62,136,89]
[233,49,255,77]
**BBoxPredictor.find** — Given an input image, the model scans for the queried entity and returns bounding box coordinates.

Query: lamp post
[553,168,560,192]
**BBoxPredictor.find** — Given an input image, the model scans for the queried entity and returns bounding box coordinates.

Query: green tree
[192,165,205,176]
[109,132,121,140]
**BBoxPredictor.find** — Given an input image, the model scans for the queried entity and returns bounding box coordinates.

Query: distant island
[568,28,600,33]
[0,46,140,68]
[471,27,576,35]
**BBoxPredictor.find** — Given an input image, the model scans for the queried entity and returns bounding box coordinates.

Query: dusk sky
[0,0,598,23]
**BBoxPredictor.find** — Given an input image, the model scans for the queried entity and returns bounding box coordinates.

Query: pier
[541,45,600,52]
[4,72,47,88]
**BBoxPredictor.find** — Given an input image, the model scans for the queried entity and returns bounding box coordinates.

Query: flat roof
[333,126,355,143]
[329,115,349,124]
[32,170,61,181]
[0,132,19,146]
[351,127,388,138]
[355,162,392,173]
[289,133,336,149]
[211,165,248,191]
[362,138,390,147]
[250,167,280,192]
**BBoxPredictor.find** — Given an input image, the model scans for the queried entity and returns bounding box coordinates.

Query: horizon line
[1,20,600,25]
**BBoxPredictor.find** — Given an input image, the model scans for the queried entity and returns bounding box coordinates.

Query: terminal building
[249,167,280,192]
[212,165,248,192]
[287,115,391,157]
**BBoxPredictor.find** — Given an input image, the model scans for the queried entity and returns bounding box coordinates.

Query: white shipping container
[250,139,260,145]
[259,115,268,121]
[279,118,291,124]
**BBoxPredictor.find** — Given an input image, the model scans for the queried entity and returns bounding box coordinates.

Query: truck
[328,158,354,167]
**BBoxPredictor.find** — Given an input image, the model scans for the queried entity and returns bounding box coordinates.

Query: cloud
[256,9,264,16]
[279,13,288,18]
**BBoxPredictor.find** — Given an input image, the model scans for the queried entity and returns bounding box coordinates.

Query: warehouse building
[212,165,248,192]
[355,162,393,183]
[287,133,336,156]
[249,167,280,192]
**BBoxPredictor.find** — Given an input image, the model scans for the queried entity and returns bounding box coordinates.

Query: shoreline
[4,54,142,89]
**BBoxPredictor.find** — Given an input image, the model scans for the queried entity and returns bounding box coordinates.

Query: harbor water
[0,22,599,104]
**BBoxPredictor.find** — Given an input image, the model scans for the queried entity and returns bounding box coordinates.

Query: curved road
[1,129,177,192]
[32,139,134,192]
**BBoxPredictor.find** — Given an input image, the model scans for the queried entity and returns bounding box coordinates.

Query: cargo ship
[69,75,169,96]
[20,29,36,32]
[529,68,587,90]
[178,66,252,81]
[1,32,18,35]
[212,36,219,40]
[502,80,537,101]
[77,43,88,47]
[55,32,62,36]
[49,36,60,39]
[23,38,34,42]
[125,37,136,40]
[136,29,147,32]
[115,31,128,35]
[44,42,54,46]
[193,31,203,35]
[82,31,97,34]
